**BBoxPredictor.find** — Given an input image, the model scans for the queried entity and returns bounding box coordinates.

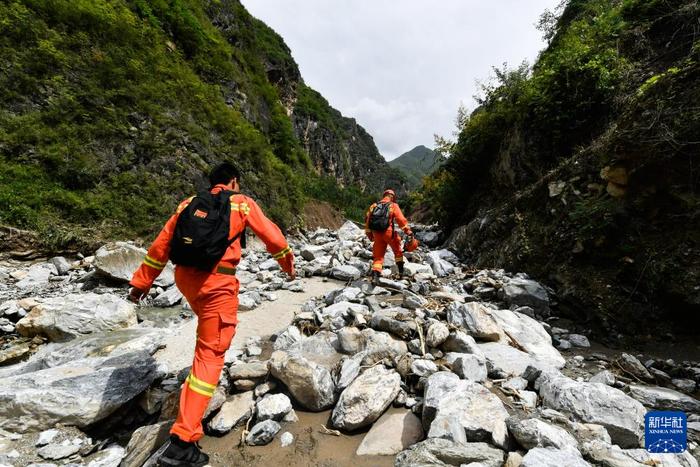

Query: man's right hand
[128,287,149,303]
[287,264,296,281]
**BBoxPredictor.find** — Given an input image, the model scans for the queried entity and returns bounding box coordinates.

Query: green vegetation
[420,0,700,329]
[0,0,378,250]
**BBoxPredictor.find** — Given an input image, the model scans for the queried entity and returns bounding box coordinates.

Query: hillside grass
[0,0,374,250]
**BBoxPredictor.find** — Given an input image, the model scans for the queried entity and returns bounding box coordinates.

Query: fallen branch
[415,318,426,356]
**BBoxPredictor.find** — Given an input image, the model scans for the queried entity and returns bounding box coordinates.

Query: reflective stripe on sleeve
[143,255,166,270]
[230,201,251,215]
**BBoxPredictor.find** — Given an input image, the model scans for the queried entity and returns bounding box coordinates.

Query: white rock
[501,277,549,312]
[356,410,423,456]
[627,384,700,413]
[450,353,488,382]
[331,265,362,281]
[536,370,645,448]
[0,352,157,433]
[152,286,183,307]
[269,351,336,411]
[489,308,565,368]
[332,365,401,431]
[86,444,126,467]
[256,393,292,422]
[279,431,294,447]
[395,438,504,467]
[423,372,509,448]
[16,293,137,342]
[16,263,56,289]
[521,446,590,467]
[246,420,280,446]
[94,242,173,286]
[447,302,502,341]
[507,417,578,449]
[36,429,60,447]
[426,321,450,348]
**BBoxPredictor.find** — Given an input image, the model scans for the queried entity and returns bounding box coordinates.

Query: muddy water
[201,410,395,467]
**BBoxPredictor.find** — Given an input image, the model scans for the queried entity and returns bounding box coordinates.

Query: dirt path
[152,276,344,374]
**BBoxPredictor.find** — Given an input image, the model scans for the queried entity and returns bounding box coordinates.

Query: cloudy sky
[243,0,560,160]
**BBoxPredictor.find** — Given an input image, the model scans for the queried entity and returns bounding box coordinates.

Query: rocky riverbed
[0,221,698,466]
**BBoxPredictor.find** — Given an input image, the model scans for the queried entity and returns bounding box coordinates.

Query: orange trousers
[371,228,404,272]
[170,267,239,442]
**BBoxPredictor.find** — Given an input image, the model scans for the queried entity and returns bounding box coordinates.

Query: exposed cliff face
[0,0,400,250]
[428,0,700,335]
[205,0,404,194]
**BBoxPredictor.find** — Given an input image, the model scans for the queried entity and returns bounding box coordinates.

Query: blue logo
[645,411,687,453]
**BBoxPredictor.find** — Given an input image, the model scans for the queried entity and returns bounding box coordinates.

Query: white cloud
[242,0,560,160]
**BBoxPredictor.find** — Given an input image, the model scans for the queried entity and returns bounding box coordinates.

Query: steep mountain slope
[0,0,402,249]
[422,0,700,334]
[389,145,444,190]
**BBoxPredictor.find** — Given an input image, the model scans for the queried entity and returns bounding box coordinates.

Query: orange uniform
[130,184,293,442]
[365,196,411,272]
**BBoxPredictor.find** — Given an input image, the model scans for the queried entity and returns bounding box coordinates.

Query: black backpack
[368,202,392,231]
[169,190,244,271]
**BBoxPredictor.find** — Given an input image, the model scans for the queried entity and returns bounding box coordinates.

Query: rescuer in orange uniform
[365,189,412,280]
[128,163,294,466]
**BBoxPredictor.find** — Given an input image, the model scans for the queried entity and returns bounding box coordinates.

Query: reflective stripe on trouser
[170,267,239,443]
[371,229,403,272]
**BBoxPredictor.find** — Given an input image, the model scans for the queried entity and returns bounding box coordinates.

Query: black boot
[397,261,405,278]
[159,435,209,467]
[371,270,380,285]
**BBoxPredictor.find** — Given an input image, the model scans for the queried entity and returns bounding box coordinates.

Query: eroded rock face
[94,242,174,286]
[269,350,336,411]
[331,365,401,431]
[536,370,645,448]
[16,293,137,342]
[0,351,157,433]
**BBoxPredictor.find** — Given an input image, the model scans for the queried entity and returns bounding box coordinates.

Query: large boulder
[356,409,423,456]
[489,308,565,368]
[535,370,645,448]
[500,277,549,311]
[269,350,336,411]
[15,262,56,289]
[16,293,137,342]
[330,265,362,281]
[331,365,401,431]
[94,242,174,286]
[627,385,700,413]
[521,446,590,467]
[426,251,455,277]
[582,439,699,467]
[337,221,364,241]
[446,302,502,341]
[478,342,548,378]
[0,328,162,378]
[507,417,578,450]
[423,372,509,448]
[0,351,157,432]
[395,438,504,467]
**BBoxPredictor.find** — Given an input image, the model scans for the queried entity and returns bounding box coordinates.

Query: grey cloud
[243,0,560,160]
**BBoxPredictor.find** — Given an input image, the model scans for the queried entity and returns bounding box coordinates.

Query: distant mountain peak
[389,145,445,190]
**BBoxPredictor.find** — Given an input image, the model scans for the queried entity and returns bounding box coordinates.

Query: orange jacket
[365,196,411,234]
[130,184,293,291]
